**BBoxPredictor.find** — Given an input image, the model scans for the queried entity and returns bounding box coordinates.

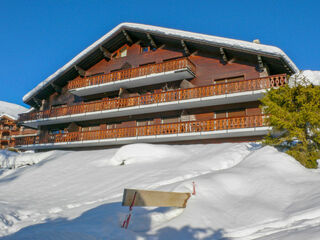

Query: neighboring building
[0,101,37,149]
[16,23,298,150]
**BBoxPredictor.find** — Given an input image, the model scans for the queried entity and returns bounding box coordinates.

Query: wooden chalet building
[16,23,298,150]
[0,115,17,149]
[0,102,37,150]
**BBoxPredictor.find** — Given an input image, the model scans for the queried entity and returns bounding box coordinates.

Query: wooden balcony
[11,129,38,138]
[67,57,196,96]
[19,74,286,127]
[16,115,268,149]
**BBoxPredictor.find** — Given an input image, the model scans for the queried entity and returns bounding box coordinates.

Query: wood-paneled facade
[17,24,293,150]
[0,115,37,149]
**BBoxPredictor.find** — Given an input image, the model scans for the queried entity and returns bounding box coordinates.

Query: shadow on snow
[0,202,229,240]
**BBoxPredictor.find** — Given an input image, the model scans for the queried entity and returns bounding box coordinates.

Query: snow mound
[0,101,28,120]
[0,150,61,169]
[1,143,320,240]
[289,70,320,86]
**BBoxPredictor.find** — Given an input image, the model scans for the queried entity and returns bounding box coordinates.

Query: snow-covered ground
[0,101,28,120]
[1,143,320,240]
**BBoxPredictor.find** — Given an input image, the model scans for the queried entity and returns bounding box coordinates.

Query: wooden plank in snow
[122,189,191,208]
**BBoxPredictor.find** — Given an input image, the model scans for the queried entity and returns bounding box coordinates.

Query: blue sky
[1,0,319,107]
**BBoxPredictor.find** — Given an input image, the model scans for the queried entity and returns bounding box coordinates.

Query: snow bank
[0,150,62,169]
[289,70,320,86]
[1,143,320,240]
[0,101,28,120]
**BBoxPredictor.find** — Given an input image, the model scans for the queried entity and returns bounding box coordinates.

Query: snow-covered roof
[289,70,320,86]
[0,101,28,120]
[23,22,299,103]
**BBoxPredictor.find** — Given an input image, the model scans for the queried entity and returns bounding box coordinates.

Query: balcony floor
[17,126,270,150]
[21,89,266,128]
[69,68,195,96]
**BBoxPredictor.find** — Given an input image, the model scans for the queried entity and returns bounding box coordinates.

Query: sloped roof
[0,101,28,120]
[23,22,299,104]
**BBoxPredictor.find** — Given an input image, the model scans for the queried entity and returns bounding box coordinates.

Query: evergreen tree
[260,74,320,168]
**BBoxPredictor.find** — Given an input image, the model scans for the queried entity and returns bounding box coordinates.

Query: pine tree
[260,74,320,168]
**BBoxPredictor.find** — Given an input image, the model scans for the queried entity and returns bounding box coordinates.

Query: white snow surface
[1,143,320,240]
[0,101,28,120]
[289,70,320,86]
[23,22,299,103]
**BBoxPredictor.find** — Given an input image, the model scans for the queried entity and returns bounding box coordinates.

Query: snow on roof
[0,101,28,120]
[289,70,320,86]
[23,22,299,103]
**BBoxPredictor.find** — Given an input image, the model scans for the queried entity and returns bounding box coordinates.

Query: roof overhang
[23,22,299,107]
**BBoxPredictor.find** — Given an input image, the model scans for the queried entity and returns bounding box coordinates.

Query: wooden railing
[11,129,38,136]
[67,57,196,90]
[19,74,286,122]
[15,115,265,146]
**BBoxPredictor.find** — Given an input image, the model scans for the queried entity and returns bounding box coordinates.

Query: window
[119,46,127,57]
[112,45,128,59]
[140,43,156,53]
[141,47,149,53]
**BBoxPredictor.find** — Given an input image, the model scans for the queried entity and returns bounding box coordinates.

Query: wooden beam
[74,65,86,77]
[219,47,228,63]
[181,40,190,56]
[257,55,264,70]
[146,33,157,49]
[50,83,62,94]
[158,44,166,49]
[190,50,198,56]
[99,46,111,60]
[32,97,41,108]
[122,30,133,44]
[228,57,236,64]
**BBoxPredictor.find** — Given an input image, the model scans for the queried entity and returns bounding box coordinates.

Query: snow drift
[1,143,320,240]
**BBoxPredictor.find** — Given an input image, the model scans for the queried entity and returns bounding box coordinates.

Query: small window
[140,44,156,53]
[112,45,128,59]
[120,46,127,57]
[141,47,149,53]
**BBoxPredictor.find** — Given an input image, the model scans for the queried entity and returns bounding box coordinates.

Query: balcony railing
[19,74,286,122]
[16,115,265,146]
[67,57,196,90]
[11,129,38,136]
